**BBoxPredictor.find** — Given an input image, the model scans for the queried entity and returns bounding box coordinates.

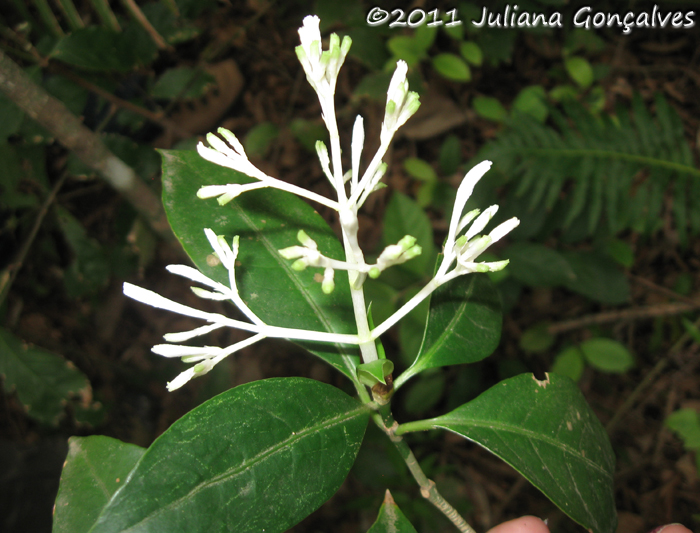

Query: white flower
[381,61,421,143]
[435,161,519,282]
[295,15,351,95]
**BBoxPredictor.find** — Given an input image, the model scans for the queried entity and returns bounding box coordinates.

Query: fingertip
[649,525,693,533]
[487,516,549,533]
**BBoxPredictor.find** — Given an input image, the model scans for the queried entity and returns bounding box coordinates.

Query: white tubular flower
[370,235,422,278]
[197,127,340,210]
[197,131,260,178]
[435,161,519,283]
[381,61,421,144]
[295,15,351,95]
[351,115,364,191]
[164,333,267,391]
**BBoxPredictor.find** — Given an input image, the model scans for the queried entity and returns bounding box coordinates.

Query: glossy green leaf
[397,274,501,388]
[160,149,358,379]
[579,338,634,374]
[561,250,630,304]
[421,373,617,533]
[505,243,576,287]
[432,53,471,82]
[366,490,418,533]
[0,328,90,425]
[472,96,507,122]
[90,378,369,533]
[53,436,146,533]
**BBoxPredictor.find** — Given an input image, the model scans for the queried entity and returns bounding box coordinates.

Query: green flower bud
[369,267,381,279]
[397,235,417,250]
[291,259,308,271]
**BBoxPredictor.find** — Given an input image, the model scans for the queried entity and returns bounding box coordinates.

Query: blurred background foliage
[0,0,698,532]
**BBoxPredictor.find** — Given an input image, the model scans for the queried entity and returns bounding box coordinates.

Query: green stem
[88,0,121,32]
[55,0,85,31]
[32,0,64,37]
[375,405,476,533]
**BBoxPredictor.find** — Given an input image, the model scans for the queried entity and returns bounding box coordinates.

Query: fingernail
[648,524,683,533]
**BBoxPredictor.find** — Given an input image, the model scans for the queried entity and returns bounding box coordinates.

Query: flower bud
[322,267,335,294]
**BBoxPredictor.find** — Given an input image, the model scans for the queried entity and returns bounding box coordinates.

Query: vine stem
[375,404,477,533]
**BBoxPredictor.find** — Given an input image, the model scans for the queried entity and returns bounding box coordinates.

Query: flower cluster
[123,15,519,391]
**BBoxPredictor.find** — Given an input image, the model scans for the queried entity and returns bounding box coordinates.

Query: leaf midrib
[434,417,612,478]
[113,404,368,532]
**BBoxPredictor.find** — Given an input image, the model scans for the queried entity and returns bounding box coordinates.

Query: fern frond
[475,94,700,244]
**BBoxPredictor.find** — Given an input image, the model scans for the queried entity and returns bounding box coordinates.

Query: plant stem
[120,0,171,50]
[376,405,477,533]
[0,50,172,241]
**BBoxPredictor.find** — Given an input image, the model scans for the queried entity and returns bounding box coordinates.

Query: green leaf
[0,328,90,425]
[432,53,471,82]
[439,134,462,176]
[90,378,369,533]
[151,67,216,99]
[50,25,157,71]
[459,41,483,66]
[289,118,328,152]
[404,157,437,182]
[357,359,394,387]
[472,96,507,122]
[382,191,435,278]
[681,318,700,345]
[551,346,585,382]
[387,36,424,67]
[244,122,279,158]
[422,373,617,533]
[605,239,634,268]
[504,243,576,287]
[53,436,146,533]
[564,56,594,89]
[159,149,358,380]
[397,274,501,388]
[519,323,554,353]
[512,85,548,123]
[579,338,634,374]
[665,408,700,450]
[55,206,111,297]
[0,92,24,141]
[367,490,418,533]
[413,25,437,54]
[561,250,630,304]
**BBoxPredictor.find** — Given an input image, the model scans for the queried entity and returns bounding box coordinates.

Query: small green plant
[52,16,617,533]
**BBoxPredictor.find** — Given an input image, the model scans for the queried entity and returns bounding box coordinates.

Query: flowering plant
[53,16,617,533]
